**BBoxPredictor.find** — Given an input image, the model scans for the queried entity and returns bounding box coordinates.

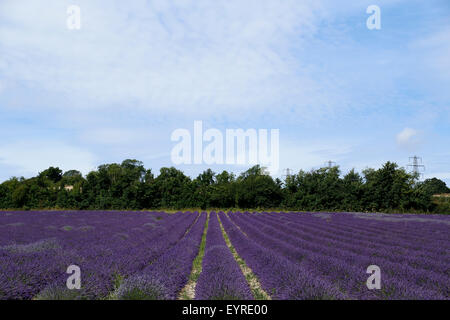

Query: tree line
[0,159,449,213]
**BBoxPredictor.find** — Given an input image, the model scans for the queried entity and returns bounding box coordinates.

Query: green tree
[210,171,236,208]
[39,167,63,183]
[362,162,415,211]
[0,159,446,213]
[153,167,192,209]
[235,165,282,209]
[418,178,449,195]
[342,169,364,211]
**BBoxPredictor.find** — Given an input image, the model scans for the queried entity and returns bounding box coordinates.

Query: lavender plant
[195,212,252,300]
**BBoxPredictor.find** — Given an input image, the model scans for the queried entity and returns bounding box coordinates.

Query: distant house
[432,193,450,198]
[64,185,74,191]
[432,194,450,207]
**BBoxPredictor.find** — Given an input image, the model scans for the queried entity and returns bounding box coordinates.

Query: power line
[408,155,425,178]
[324,161,336,168]
[282,168,293,181]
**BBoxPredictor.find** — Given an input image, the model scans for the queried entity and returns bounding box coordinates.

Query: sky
[0,0,449,184]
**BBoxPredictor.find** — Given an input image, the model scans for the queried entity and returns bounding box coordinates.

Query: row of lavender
[0,211,200,299]
[114,212,207,299]
[218,211,343,299]
[265,212,449,280]
[195,212,252,300]
[221,211,449,299]
[1,210,448,300]
[264,212,448,273]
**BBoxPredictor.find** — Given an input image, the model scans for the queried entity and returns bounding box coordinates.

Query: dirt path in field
[224,212,248,236]
[178,212,210,300]
[181,211,201,238]
[217,214,271,300]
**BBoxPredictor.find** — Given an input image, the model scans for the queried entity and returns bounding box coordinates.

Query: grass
[2,208,448,215]
[178,212,209,300]
[111,275,169,300]
[105,273,135,300]
[6,222,24,227]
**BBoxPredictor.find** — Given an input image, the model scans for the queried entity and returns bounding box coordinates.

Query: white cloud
[396,128,420,148]
[0,141,97,176]
[0,0,448,183]
[412,27,450,79]
[80,128,149,145]
[0,0,345,120]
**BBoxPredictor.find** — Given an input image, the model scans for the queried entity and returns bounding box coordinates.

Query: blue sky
[0,0,449,184]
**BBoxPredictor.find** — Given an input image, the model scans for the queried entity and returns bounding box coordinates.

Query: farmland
[0,210,448,300]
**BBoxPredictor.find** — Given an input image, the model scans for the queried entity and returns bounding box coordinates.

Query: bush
[35,284,85,300]
[114,275,169,300]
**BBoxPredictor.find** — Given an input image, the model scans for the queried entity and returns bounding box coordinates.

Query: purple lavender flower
[114,274,169,300]
[195,212,252,300]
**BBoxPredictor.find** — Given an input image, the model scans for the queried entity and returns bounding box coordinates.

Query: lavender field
[0,210,448,300]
